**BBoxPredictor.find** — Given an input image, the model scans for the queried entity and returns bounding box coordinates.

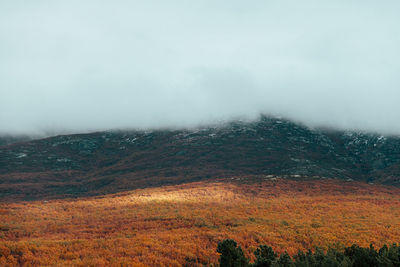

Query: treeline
[217,239,400,267]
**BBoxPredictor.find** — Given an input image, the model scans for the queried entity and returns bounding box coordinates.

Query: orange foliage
[0,178,400,266]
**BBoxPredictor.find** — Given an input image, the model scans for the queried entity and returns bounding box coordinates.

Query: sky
[1,1,400,135]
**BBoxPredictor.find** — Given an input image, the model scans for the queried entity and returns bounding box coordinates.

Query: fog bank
[1,1,400,135]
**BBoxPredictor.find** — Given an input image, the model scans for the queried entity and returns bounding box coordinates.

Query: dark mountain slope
[1,116,400,200]
[0,135,32,147]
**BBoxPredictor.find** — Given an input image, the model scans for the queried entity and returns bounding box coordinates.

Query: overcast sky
[1,1,400,135]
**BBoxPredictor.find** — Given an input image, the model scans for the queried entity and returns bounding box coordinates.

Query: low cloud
[1,1,400,135]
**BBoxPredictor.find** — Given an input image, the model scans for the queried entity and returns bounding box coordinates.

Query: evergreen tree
[387,243,400,266]
[344,244,379,267]
[253,245,277,267]
[275,252,294,267]
[217,239,249,267]
[216,239,400,267]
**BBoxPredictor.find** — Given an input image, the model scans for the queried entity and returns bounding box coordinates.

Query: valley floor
[0,178,400,266]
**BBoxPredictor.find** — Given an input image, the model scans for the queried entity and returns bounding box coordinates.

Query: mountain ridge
[1,115,400,200]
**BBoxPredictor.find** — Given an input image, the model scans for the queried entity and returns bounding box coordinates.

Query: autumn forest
[1,178,399,266]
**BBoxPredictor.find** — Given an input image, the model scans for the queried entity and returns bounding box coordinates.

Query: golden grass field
[1,178,400,266]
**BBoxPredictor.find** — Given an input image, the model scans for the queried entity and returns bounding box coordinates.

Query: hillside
[1,179,399,266]
[1,116,400,200]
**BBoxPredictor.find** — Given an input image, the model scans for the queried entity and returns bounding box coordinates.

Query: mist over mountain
[1,1,400,135]
[1,0,400,203]
[3,2,400,266]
